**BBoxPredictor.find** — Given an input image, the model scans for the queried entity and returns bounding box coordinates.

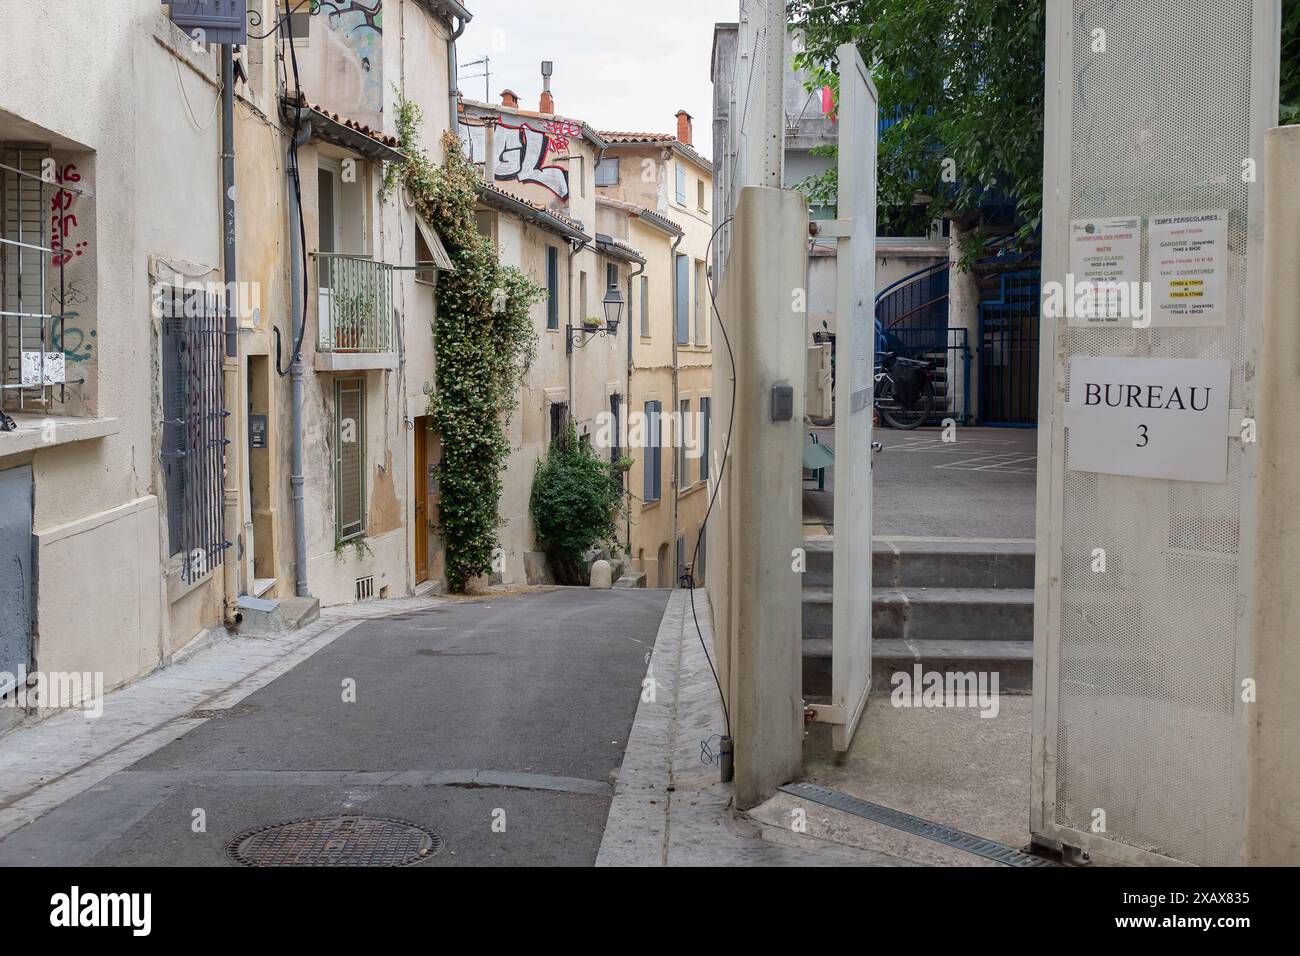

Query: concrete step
[612,572,647,589]
[802,638,1033,697]
[237,595,320,636]
[801,586,1034,643]
[803,537,1035,590]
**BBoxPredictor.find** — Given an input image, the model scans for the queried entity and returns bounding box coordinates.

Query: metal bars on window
[0,148,81,411]
[161,286,230,583]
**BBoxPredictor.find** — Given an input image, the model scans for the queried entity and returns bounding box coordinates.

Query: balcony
[314,254,398,371]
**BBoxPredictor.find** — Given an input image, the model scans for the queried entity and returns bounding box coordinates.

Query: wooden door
[414,418,430,584]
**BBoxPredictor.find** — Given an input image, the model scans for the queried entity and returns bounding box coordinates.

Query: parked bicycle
[811,321,937,430]
[874,351,936,430]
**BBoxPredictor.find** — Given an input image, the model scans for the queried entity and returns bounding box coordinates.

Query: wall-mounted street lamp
[567,283,624,353]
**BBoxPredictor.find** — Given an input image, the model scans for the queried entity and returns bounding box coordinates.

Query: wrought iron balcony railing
[315,253,395,354]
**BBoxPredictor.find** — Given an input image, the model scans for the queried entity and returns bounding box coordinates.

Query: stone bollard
[589,559,613,589]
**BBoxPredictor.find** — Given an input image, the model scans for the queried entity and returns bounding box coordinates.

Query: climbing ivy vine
[387,98,543,592]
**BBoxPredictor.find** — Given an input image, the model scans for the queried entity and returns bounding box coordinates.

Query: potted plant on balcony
[333,290,375,352]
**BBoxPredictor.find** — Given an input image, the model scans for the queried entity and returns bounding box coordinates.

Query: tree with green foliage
[386,99,544,592]
[790,0,1047,256]
[530,424,626,586]
[1282,0,1300,123]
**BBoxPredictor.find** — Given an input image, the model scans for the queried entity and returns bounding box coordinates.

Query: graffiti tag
[493,120,575,200]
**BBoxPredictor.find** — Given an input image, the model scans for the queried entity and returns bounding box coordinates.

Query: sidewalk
[597,589,905,866]
[0,593,450,842]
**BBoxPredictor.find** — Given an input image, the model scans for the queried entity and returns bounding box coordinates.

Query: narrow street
[0,589,668,866]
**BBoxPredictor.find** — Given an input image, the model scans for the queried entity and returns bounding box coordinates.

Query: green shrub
[530,424,625,585]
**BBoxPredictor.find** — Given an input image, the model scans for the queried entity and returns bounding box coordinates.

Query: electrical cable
[274,0,310,378]
[680,215,735,740]
[173,58,223,131]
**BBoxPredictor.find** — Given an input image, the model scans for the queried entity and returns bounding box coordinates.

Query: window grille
[160,285,230,582]
[1,147,83,411]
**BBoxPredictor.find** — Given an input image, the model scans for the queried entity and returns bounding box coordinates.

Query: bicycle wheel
[879,376,933,430]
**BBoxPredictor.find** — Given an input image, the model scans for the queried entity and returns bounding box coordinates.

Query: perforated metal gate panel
[830,44,877,751]
[1038,0,1274,866]
[0,465,33,694]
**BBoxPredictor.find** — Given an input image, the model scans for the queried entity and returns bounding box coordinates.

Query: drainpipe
[446,11,469,133]
[287,113,314,598]
[669,228,684,587]
[626,257,644,553]
[220,45,242,628]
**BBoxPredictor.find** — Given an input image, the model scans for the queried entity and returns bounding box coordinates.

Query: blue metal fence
[977,269,1040,426]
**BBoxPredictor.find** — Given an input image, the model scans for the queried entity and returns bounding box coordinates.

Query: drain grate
[779,783,1060,868]
[184,705,258,719]
[226,816,443,867]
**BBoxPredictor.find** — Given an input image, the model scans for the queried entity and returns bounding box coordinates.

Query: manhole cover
[226,816,443,867]
[184,705,257,719]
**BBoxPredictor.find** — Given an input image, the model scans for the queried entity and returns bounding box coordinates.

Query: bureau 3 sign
[1065,356,1231,484]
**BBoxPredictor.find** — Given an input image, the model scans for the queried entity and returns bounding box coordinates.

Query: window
[475,208,497,245]
[161,286,228,581]
[675,254,689,344]
[606,262,618,297]
[610,393,623,484]
[596,157,619,186]
[698,179,707,210]
[549,401,568,445]
[415,228,435,286]
[546,246,559,329]
[694,260,707,345]
[639,275,650,337]
[643,400,662,503]
[675,163,686,204]
[335,378,367,542]
[678,399,691,491]
[700,397,711,483]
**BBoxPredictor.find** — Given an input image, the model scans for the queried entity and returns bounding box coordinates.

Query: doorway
[413,416,442,586]
[246,355,275,594]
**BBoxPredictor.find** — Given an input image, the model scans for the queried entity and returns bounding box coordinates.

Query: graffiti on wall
[492,119,581,200]
[48,164,94,365]
[49,164,88,267]
[316,0,384,120]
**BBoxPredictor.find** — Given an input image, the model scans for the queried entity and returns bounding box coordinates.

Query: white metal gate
[829,44,877,751]
[1033,0,1277,865]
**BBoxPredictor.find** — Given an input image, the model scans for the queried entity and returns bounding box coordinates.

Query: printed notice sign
[20,351,65,386]
[1147,210,1228,327]
[1067,217,1142,326]
[1066,356,1230,484]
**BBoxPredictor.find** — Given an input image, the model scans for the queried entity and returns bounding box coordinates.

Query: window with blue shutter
[643,401,661,502]
[700,397,711,482]
[640,276,650,337]
[546,246,559,329]
[675,164,686,204]
[675,254,689,344]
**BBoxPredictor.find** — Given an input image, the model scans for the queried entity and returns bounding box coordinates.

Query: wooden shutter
[546,246,559,329]
[675,255,689,344]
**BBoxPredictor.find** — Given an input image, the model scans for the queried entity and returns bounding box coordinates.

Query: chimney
[675,110,693,147]
[539,60,554,115]
[500,89,519,108]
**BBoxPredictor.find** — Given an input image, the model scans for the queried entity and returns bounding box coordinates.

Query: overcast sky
[455,0,740,158]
